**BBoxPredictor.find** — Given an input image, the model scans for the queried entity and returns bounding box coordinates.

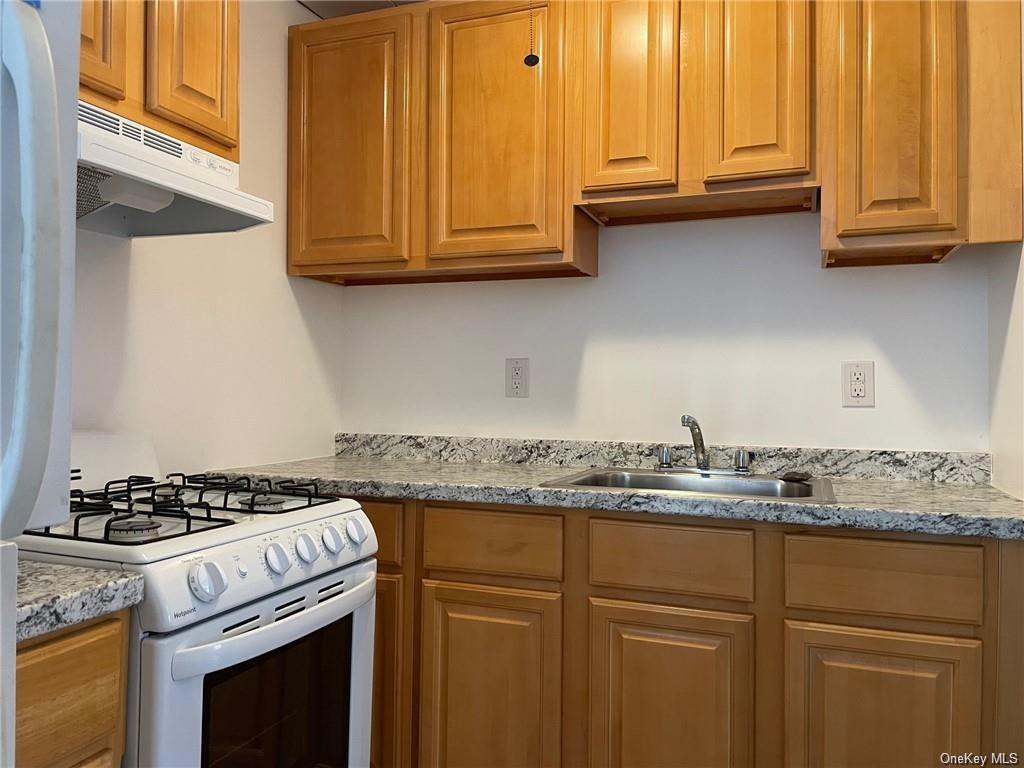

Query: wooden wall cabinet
[357,498,1023,768]
[146,0,240,149]
[579,0,679,192]
[288,12,419,272]
[574,0,817,226]
[818,0,1022,267]
[287,0,598,286]
[78,0,241,161]
[15,611,130,768]
[80,0,127,100]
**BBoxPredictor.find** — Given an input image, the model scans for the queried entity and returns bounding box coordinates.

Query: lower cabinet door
[419,580,562,768]
[785,621,983,768]
[589,597,754,768]
[371,573,404,768]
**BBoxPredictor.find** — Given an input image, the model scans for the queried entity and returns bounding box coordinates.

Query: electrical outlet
[842,361,875,407]
[505,358,530,398]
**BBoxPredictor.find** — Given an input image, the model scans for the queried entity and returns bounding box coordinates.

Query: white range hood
[75,101,273,237]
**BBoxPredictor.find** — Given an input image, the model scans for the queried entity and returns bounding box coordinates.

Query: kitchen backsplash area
[333,433,991,484]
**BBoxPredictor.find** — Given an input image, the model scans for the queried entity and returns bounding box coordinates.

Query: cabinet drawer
[785,535,984,624]
[423,505,563,580]
[361,500,404,566]
[590,519,754,601]
[16,616,126,767]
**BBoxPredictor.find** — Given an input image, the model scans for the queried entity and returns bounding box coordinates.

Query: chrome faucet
[681,415,709,470]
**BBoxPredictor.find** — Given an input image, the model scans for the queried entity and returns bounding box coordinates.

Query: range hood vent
[76,101,273,238]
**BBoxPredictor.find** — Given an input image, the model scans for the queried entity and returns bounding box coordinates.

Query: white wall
[71,2,1014,473]
[72,1,347,473]
[334,213,990,452]
[988,244,1024,497]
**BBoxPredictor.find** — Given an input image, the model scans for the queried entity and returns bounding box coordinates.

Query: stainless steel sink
[541,467,835,502]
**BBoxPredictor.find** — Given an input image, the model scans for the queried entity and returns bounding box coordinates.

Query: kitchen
[2,0,1024,766]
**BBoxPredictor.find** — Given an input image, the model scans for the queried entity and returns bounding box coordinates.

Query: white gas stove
[17,461,377,768]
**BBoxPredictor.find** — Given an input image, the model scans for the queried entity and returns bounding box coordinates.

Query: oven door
[132,559,375,768]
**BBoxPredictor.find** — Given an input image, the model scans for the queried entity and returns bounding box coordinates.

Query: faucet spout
[680,415,709,470]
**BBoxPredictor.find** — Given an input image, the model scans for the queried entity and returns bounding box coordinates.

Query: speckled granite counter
[222,455,1024,541]
[16,560,144,643]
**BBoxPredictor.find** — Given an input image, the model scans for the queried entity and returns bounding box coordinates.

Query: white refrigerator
[0,0,80,762]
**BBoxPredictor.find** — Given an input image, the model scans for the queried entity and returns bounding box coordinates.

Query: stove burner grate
[108,517,163,540]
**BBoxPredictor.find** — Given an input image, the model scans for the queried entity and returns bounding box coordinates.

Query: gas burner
[238,493,286,512]
[108,518,163,541]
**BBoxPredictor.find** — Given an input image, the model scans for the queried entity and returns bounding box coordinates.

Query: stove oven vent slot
[221,615,260,637]
[316,579,347,601]
[274,596,307,621]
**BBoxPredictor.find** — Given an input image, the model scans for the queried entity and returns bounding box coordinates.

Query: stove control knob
[295,532,320,564]
[345,518,368,546]
[188,561,228,602]
[264,542,292,575]
[322,524,345,555]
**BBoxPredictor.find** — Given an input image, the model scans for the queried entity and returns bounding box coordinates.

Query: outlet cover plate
[842,361,875,407]
[506,358,529,398]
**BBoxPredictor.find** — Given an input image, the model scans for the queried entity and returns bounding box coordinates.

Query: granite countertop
[222,455,1024,541]
[16,560,144,643]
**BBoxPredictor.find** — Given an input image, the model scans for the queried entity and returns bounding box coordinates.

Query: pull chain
[524,0,539,67]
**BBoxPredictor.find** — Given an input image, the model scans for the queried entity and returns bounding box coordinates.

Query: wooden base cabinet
[15,611,130,768]
[589,598,754,768]
[357,500,1022,768]
[419,580,562,768]
[785,621,983,767]
[372,573,405,768]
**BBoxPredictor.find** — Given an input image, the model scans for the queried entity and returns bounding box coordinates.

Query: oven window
[201,614,352,767]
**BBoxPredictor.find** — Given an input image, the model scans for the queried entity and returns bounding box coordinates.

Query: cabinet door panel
[704,0,810,182]
[371,574,403,768]
[785,621,982,767]
[429,0,563,257]
[289,14,414,267]
[582,0,678,191]
[146,0,240,148]
[590,598,754,768]
[16,617,127,767]
[80,0,127,100]
[835,0,958,236]
[420,580,562,768]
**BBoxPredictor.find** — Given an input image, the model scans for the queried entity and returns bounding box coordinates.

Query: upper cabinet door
[288,13,415,268]
[581,0,678,191]
[80,0,127,100]
[703,0,810,182]
[146,0,240,148]
[429,0,563,257]
[835,0,958,237]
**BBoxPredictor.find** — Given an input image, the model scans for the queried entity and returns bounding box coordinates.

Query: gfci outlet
[505,358,530,398]
[842,361,875,407]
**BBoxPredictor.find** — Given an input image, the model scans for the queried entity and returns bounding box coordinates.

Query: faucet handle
[733,448,751,473]
[657,445,673,469]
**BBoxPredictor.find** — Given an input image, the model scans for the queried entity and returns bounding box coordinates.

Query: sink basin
[541,468,835,502]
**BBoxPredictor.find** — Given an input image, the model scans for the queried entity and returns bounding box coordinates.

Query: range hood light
[96,175,175,213]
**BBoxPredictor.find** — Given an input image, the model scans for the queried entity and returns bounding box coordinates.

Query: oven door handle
[170,573,375,681]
